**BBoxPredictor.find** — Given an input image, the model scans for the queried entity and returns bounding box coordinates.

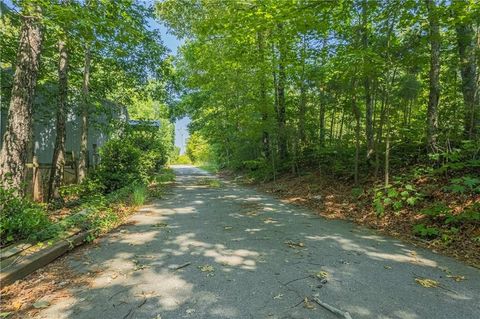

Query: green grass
[197,162,219,174]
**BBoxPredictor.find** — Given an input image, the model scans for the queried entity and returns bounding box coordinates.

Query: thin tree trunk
[351,82,361,185]
[384,104,391,187]
[425,0,440,152]
[362,0,374,163]
[257,32,270,159]
[78,45,90,183]
[0,6,43,194]
[319,92,326,147]
[48,35,68,202]
[298,35,307,145]
[454,3,478,139]
[277,24,287,161]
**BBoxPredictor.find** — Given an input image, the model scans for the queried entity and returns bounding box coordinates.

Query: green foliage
[96,139,143,192]
[174,154,192,164]
[413,224,440,239]
[0,186,51,246]
[131,183,148,206]
[444,176,480,195]
[373,183,423,216]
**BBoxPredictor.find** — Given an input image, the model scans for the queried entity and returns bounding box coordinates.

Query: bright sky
[151,20,191,154]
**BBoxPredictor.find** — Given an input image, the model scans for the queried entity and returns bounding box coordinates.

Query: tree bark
[48,35,68,202]
[257,32,270,159]
[78,45,90,183]
[0,6,43,194]
[454,3,478,139]
[425,0,440,152]
[276,24,287,161]
[362,0,374,162]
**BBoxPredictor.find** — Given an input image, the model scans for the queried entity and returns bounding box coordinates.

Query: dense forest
[160,0,479,181]
[158,0,479,261]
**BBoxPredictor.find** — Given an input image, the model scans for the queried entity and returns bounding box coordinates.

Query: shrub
[96,139,142,192]
[0,186,52,246]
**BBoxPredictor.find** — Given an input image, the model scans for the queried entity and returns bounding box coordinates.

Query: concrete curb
[0,231,90,286]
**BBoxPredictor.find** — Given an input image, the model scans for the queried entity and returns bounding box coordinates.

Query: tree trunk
[362,0,374,162]
[78,45,90,183]
[257,32,270,159]
[48,36,68,202]
[454,5,478,139]
[351,82,361,186]
[276,24,287,161]
[425,0,440,152]
[0,6,43,194]
[298,36,307,145]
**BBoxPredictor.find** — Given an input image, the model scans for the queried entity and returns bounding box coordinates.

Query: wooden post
[32,156,43,202]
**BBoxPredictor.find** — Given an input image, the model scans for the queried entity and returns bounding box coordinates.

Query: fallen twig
[282,275,311,286]
[169,262,191,271]
[312,297,353,319]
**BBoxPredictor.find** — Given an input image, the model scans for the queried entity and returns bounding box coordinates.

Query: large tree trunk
[0,6,43,194]
[362,0,374,162]
[454,2,478,139]
[78,45,91,183]
[425,0,440,152]
[48,36,68,202]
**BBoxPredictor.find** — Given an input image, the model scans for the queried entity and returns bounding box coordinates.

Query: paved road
[38,165,480,319]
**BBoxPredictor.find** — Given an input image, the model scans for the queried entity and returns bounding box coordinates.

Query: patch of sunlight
[209,306,239,317]
[245,228,263,233]
[305,235,438,267]
[346,306,371,316]
[119,230,160,245]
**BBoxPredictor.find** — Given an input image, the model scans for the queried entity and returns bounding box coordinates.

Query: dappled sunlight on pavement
[32,165,480,319]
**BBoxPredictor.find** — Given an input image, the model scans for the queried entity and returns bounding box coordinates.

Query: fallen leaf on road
[33,300,50,309]
[186,309,196,314]
[315,271,328,279]
[273,294,284,300]
[384,266,392,270]
[303,297,315,309]
[224,226,233,230]
[447,275,465,282]
[415,278,439,288]
[198,265,214,272]
[285,241,305,248]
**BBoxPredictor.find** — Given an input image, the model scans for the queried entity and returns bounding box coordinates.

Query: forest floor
[249,170,480,268]
[1,165,479,319]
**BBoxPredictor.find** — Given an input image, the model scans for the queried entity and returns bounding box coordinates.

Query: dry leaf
[315,271,328,279]
[198,265,214,272]
[446,275,465,282]
[273,294,284,300]
[415,278,439,288]
[33,300,50,309]
[303,297,315,309]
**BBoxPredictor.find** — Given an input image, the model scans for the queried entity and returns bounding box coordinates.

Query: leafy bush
[96,139,142,192]
[413,224,440,239]
[443,176,480,194]
[59,178,105,201]
[373,183,423,216]
[0,186,52,246]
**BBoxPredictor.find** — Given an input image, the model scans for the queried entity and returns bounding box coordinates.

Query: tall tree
[453,0,478,139]
[48,2,69,202]
[77,45,90,183]
[0,4,43,193]
[425,0,440,151]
